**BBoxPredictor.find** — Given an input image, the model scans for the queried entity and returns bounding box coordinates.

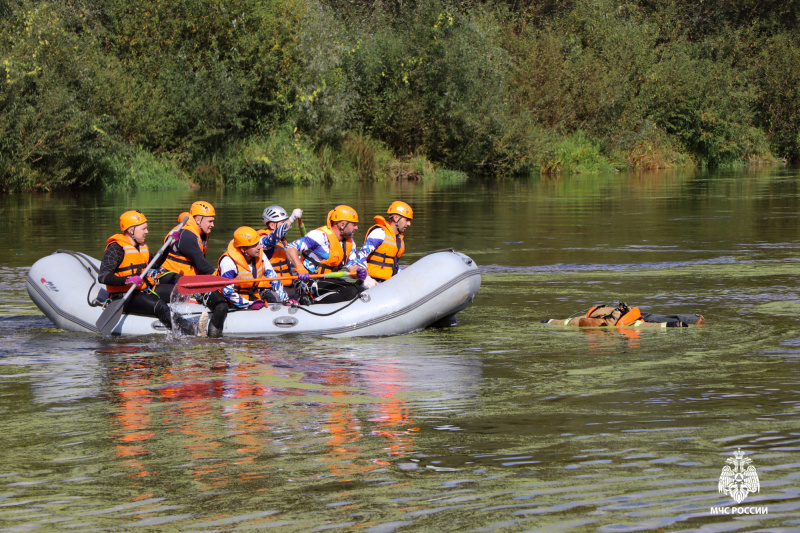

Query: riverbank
[2,0,796,191]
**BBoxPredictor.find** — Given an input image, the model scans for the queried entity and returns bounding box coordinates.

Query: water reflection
[3,168,800,530]
[92,341,484,493]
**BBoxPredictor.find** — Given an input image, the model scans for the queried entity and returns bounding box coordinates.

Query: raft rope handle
[294,292,362,317]
[56,249,104,307]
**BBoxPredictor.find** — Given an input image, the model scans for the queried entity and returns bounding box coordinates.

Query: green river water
[1,168,799,531]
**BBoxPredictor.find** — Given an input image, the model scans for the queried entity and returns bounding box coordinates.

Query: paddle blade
[175,271,348,295]
[175,275,231,295]
[95,299,125,335]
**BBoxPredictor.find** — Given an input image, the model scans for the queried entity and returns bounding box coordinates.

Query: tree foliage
[1,0,798,191]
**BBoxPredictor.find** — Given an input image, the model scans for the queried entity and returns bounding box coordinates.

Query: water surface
[2,168,799,531]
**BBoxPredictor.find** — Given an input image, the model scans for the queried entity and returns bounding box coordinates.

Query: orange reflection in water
[106,351,423,489]
[110,362,156,477]
[319,361,418,478]
[583,326,642,352]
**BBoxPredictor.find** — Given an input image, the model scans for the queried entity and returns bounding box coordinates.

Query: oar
[96,215,190,334]
[298,218,307,236]
[175,271,350,295]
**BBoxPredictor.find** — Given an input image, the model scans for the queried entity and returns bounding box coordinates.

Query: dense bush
[1,0,798,191]
[751,31,800,161]
[343,0,512,170]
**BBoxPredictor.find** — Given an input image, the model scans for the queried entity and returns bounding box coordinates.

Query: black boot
[208,323,223,338]
[208,301,228,338]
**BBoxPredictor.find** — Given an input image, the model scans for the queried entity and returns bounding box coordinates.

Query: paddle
[298,217,307,236]
[175,271,350,295]
[96,215,190,334]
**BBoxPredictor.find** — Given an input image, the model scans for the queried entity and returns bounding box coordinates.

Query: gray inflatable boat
[26,249,481,337]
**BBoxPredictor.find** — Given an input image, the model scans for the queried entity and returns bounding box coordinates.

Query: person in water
[258,205,304,300]
[284,205,367,304]
[99,210,192,333]
[543,302,705,327]
[216,226,296,309]
[159,201,228,337]
[353,201,413,288]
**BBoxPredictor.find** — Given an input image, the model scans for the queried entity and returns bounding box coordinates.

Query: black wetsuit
[159,228,228,334]
[99,243,176,328]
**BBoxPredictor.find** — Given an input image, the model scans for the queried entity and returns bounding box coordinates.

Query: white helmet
[262,205,288,224]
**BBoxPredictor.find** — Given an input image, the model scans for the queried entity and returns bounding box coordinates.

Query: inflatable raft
[26,249,481,337]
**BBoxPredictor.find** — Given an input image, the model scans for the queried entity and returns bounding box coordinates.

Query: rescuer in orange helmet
[215,226,297,311]
[157,201,228,337]
[284,205,367,304]
[98,210,193,333]
[352,201,413,288]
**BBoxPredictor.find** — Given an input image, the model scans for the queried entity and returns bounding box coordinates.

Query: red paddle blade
[174,271,348,295]
[175,275,231,295]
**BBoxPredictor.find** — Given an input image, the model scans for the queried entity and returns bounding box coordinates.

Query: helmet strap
[126,227,143,246]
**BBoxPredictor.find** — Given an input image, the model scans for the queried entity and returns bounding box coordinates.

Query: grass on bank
[102,146,193,191]
[116,129,468,191]
[95,125,782,191]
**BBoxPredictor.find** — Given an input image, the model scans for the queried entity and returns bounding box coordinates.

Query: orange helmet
[327,205,359,227]
[120,210,147,231]
[233,226,260,248]
[190,201,215,217]
[387,201,413,219]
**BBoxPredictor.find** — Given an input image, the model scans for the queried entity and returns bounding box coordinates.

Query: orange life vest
[161,216,208,276]
[306,226,354,274]
[365,216,405,280]
[216,240,268,301]
[616,307,642,326]
[585,304,642,326]
[104,234,149,294]
[257,228,293,286]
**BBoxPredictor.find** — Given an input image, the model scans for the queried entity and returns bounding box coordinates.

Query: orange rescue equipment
[585,303,642,326]
[327,205,359,227]
[616,307,642,326]
[161,215,208,276]
[216,240,268,301]
[306,226,354,274]
[365,215,405,280]
[104,234,150,294]
[257,228,293,286]
[119,210,147,231]
[387,201,413,220]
